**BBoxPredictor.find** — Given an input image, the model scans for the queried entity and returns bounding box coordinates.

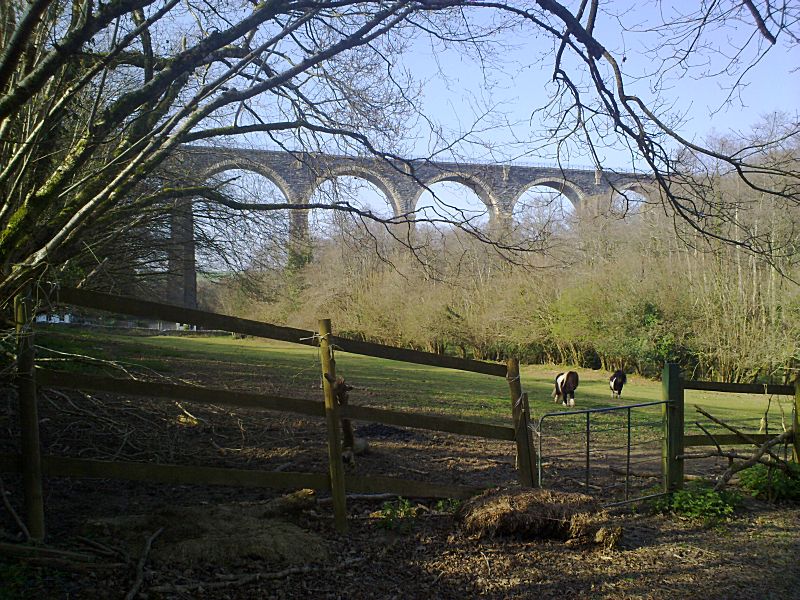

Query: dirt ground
[2,365,799,599]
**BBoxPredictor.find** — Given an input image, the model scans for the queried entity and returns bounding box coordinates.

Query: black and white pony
[553,371,579,407]
[609,370,627,400]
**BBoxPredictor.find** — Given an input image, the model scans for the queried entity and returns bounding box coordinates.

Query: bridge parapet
[172,146,650,220]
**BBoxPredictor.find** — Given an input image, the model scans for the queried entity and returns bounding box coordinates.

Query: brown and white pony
[553,371,579,407]
[609,370,627,400]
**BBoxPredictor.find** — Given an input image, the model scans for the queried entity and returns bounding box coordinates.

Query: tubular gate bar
[536,400,669,505]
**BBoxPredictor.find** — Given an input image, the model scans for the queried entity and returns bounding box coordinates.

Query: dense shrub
[652,483,740,522]
[738,463,800,502]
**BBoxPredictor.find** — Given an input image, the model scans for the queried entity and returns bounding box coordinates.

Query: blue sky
[331,2,799,218]
[399,2,799,166]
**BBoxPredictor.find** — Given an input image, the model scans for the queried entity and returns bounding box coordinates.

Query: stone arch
[310,165,403,216]
[189,159,304,278]
[616,181,657,202]
[600,181,657,219]
[511,177,585,211]
[199,159,295,204]
[410,171,497,218]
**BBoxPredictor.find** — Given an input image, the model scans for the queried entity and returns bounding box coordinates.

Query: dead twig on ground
[318,493,399,504]
[175,401,209,426]
[124,527,164,600]
[608,466,704,481]
[0,542,97,562]
[397,465,428,476]
[563,476,603,491]
[0,476,30,542]
[149,556,366,594]
[34,347,140,379]
[76,536,130,562]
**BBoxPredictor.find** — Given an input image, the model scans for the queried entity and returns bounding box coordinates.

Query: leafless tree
[1,0,798,309]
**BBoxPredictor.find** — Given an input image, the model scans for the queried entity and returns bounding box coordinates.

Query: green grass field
[32,326,795,439]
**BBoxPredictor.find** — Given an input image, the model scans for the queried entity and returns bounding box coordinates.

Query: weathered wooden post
[661,362,684,492]
[506,358,536,487]
[15,293,45,540]
[318,319,348,532]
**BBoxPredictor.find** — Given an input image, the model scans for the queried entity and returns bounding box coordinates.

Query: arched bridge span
[177,146,647,217]
[166,146,651,307]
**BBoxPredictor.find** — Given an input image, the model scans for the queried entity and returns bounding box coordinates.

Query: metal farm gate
[535,401,669,506]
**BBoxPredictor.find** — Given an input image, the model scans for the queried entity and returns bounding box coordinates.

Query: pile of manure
[455,487,621,547]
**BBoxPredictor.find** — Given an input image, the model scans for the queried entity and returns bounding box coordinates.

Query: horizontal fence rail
[0,455,482,500]
[683,434,777,447]
[682,379,795,396]
[53,287,507,377]
[681,376,796,449]
[37,369,516,441]
[340,404,515,441]
[57,287,315,346]
[38,369,325,416]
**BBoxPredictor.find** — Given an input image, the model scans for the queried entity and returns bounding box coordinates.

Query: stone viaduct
[166,146,651,307]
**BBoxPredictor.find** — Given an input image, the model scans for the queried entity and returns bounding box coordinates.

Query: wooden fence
[4,287,536,538]
[661,363,799,492]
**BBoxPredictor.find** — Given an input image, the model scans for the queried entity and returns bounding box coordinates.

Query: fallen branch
[0,542,96,562]
[609,466,658,479]
[694,405,785,464]
[397,465,429,476]
[695,404,792,468]
[695,421,723,455]
[0,542,125,570]
[149,556,366,594]
[124,527,163,600]
[76,536,130,562]
[0,555,126,571]
[34,348,140,380]
[175,401,209,426]
[318,492,399,504]
[563,476,603,491]
[0,476,30,542]
[608,466,705,481]
[686,406,796,491]
[713,430,794,491]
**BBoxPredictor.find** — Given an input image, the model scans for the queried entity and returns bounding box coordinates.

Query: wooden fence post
[661,362,684,493]
[507,358,536,487]
[318,319,347,532]
[15,293,45,540]
[793,381,799,464]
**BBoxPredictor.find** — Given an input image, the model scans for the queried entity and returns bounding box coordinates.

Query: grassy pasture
[7,326,799,600]
[33,327,794,439]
